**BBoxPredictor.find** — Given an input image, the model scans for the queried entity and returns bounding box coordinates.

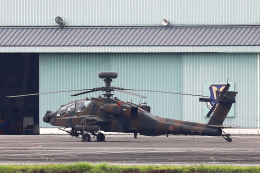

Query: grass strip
[0,163,259,173]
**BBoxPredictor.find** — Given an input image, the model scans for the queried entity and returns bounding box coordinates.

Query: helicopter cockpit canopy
[75,100,91,112]
[57,100,91,116]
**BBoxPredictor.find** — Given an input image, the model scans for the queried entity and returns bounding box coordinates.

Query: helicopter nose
[43,110,54,123]
[42,111,52,123]
[43,115,49,123]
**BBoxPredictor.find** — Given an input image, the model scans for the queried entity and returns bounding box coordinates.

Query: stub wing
[207,124,238,128]
[77,115,110,123]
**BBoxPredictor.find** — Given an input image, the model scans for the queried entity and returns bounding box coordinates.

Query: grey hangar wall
[39,53,257,129]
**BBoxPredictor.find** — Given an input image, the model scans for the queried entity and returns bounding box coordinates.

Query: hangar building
[0,0,259,135]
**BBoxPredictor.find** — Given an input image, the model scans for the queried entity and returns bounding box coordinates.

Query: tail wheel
[227,138,232,142]
[97,133,105,142]
[222,132,232,142]
[81,133,91,142]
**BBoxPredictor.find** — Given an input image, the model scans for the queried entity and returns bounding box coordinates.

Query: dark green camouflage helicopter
[8,72,238,142]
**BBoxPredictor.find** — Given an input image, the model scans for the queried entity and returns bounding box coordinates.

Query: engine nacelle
[100,104,138,117]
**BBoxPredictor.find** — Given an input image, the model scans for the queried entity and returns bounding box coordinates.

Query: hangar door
[39,53,183,130]
[0,53,39,135]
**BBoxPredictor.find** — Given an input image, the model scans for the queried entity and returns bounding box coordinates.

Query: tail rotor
[200,83,231,118]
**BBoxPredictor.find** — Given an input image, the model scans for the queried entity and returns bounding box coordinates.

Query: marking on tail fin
[207,84,226,109]
[204,82,235,117]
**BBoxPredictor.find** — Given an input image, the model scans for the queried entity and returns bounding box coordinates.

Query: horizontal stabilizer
[207,125,238,128]
[199,98,215,102]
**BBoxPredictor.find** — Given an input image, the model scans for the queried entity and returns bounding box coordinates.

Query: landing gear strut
[222,131,232,142]
[134,133,137,139]
[58,128,80,138]
[70,128,79,137]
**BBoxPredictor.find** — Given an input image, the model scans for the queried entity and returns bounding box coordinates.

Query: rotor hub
[98,72,118,98]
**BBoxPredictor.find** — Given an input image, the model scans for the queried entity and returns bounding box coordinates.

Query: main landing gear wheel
[81,133,91,142]
[97,133,105,142]
[222,132,232,142]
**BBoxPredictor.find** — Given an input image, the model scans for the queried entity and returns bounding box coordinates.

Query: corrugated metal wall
[1,0,260,26]
[182,53,257,128]
[40,53,258,128]
[39,53,183,128]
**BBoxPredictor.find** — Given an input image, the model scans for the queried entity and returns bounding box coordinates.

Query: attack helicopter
[7,72,238,142]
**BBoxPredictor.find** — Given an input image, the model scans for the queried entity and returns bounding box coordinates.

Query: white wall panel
[1,0,260,26]
[182,53,257,128]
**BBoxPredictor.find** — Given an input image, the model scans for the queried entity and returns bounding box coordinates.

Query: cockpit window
[56,100,91,116]
[57,102,75,115]
[76,100,91,112]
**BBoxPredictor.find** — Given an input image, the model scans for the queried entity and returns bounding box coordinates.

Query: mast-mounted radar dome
[98,72,118,79]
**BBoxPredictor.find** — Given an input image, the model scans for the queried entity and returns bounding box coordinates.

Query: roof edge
[1,25,260,29]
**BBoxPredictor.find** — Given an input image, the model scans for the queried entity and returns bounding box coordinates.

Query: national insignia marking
[169,126,173,131]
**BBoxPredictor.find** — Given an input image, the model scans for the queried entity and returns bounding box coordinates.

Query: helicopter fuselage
[43,97,221,137]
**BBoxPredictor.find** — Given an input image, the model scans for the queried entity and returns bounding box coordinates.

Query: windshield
[57,102,75,116]
[75,100,91,112]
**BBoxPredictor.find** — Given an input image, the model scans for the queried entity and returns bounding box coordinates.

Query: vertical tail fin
[199,85,238,125]
[207,91,237,125]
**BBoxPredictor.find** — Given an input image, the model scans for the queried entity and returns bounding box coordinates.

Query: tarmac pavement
[0,134,259,166]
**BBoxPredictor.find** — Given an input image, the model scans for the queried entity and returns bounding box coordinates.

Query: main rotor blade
[6,89,91,98]
[124,89,208,97]
[71,90,96,96]
[114,89,147,98]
